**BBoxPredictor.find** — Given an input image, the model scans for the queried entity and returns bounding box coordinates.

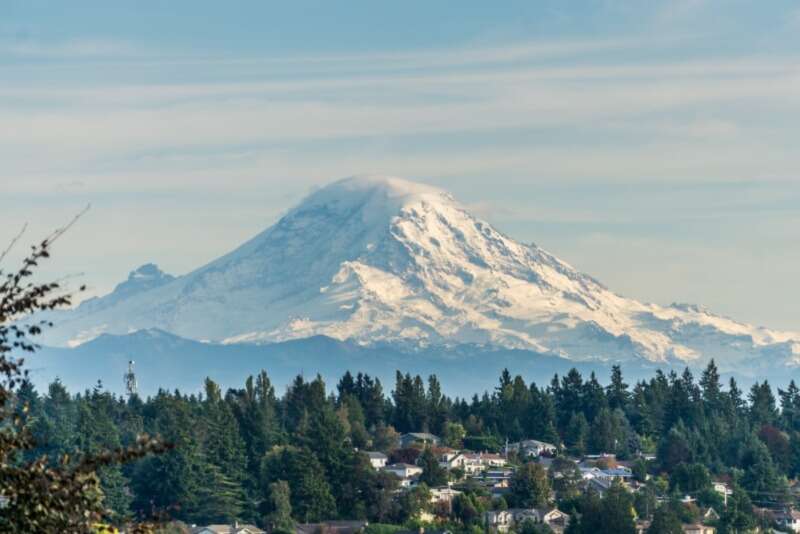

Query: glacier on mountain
[43,175,800,372]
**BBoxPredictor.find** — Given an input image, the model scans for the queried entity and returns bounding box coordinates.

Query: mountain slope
[41,176,800,371]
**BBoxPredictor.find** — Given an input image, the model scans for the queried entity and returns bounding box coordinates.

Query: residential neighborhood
[347,429,749,534]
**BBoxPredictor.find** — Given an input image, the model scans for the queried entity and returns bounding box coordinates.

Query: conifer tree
[749,380,778,428]
[262,446,337,522]
[75,388,133,520]
[264,480,294,533]
[509,462,550,508]
[31,379,78,460]
[647,505,682,534]
[607,365,629,412]
[194,463,246,524]
[589,408,620,454]
[426,375,448,436]
[565,412,589,456]
[132,393,205,521]
[699,359,722,411]
[201,379,247,488]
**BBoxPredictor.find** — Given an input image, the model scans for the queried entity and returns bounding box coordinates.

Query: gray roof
[510,439,557,449]
[401,432,440,440]
[192,525,265,534]
[588,477,613,490]
[365,451,388,459]
[386,462,419,469]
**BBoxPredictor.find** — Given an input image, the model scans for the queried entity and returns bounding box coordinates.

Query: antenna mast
[124,360,138,398]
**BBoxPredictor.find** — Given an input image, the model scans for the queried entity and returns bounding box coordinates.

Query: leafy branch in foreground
[0,218,170,533]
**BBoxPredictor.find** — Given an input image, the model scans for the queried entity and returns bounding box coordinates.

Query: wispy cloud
[0,37,142,59]
[2,46,798,192]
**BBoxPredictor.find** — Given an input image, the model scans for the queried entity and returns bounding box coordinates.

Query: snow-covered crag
[43,176,800,370]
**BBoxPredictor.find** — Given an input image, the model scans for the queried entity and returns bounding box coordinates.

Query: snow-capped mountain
[42,176,800,370]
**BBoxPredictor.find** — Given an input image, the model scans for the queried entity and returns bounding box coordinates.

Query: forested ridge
[16,360,800,532]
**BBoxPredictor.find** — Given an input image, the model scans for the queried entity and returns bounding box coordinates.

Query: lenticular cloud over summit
[43,176,800,372]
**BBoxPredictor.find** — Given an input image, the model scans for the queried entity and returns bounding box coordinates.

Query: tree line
[15,361,800,531]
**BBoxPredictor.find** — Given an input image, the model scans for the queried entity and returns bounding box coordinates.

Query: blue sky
[2,0,799,330]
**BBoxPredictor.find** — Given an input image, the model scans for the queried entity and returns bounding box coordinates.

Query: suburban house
[483,468,514,484]
[776,509,800,532]
[578,466,605,480]
[681,523,715,534]
[364,451,388,469]
[191,524,265,534]
[637,519,715,534]
[538,509,570,532]
[701,507,720,523]
[469,452,507,468]
[485,509,520,532]
[438,450,464,470]
[399,432,441,448]
[463,453,500,475]
[429,486,462,505]
[601,466,633,481]
[586,477,613,497]
[384,462,423,478]
[383,462,423,487]
[295,520,369,534]
[443,451,508,475]
[506,439,557,457]
[583,453,616,461]
[485,508,570,533]
[712,481,733,506]
[712,481,730,494]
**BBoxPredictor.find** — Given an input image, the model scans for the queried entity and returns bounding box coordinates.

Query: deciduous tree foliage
[0,227,168,532]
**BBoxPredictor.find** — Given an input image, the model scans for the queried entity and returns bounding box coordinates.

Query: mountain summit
[44,176,800,370]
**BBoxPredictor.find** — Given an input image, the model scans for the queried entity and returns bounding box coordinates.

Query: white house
[485,508,569,533]
[364,451,388,469]
[579,466,605,480]
[539,509,570,532]
[712,481,732,495]
[485,509,515,532]
[464,454,486,475]
[438,449,463,469]
[484,468,514,483]
[507,439,557,457]
[464,452,506,473]
[600,466,633,481]
[701,508,719,523]
[681,524,715,534]
[383,462,423,487]
[430,486,462,504]
[399,432,441,448]
[383,462,423,478]
[445,452,509,475]
[776,509,800,532]
[476,452,507,468]
[191,524,265,534]
[712,481,733,506]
